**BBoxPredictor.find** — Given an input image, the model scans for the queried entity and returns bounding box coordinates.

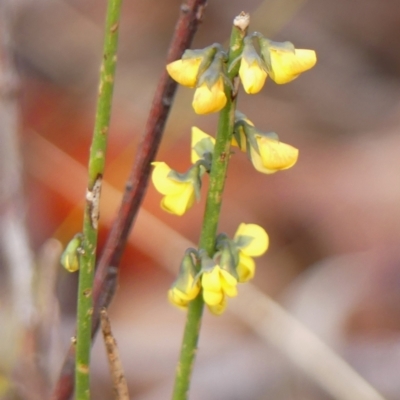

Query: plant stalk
[171,13,249,400]
[75,0,122,398]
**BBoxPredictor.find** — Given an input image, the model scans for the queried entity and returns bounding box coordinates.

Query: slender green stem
[171,13,249,400]
[75,0,122,398]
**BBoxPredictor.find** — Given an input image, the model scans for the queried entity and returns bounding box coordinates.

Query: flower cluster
[151,128,214,216]
[158,22,316,317]
[166,35,316,114]
[238,35,317,94]
[167,45,228,115]
[168,223,269,315]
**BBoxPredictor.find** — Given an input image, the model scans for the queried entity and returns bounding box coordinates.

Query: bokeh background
[2,0,400,399]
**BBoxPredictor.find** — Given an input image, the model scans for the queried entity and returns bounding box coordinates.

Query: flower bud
[168,250,201,310]
[60,233,83,273]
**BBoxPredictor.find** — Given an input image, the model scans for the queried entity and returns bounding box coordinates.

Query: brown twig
[100,308,129,400]
[51,0,208,399]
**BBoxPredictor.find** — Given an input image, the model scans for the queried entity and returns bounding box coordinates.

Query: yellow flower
[233,113,298,174]
[268,47,317,84]
[201,266,237,307]
[239,58,268,94]
[234,223,269,283]
[166,58,202,88]
[192,77,227,115]
[250,136,299,174]
[234,223,269,257]
[191,127,215,164]
[151,162,196,216]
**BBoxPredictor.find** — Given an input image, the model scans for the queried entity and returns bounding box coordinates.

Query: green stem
[75,0,122,398]
[171,13,249,400]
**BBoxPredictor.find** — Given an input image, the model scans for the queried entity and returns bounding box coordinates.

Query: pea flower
[151,162,203,216]
[260,39,317,84]
[250,136,298,174]
[233,114,299,174]
[166,46,217,88]
[239,37,268,94]
[196,250,237,315]
[192,77,226,114]
[168,250,201,310]
[216,223,269,284]
[233,223,269,282]
[191,127,215,164]
[192,52,227,115]
[202,265,238,311]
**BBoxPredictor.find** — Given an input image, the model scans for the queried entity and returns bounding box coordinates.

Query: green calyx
[192,137,214,168]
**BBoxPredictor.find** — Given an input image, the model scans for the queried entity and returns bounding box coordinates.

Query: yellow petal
[207,296,227,315]
[192,78,227,115]
[270,49,317,84]
[234,223,269,257]
[219,269,238,286]
[257,136,299,171]
[202,267,222,292]
[161,182,196,216]
[172,278,200,302]
[236,253,256,282]
[203,288,224,306]
[249,146,277,174]
[239,59,268,94]
[184,278,201,300]
[221,281,238,298]
[168,289,189,310]
[166,58,202,88]
[218,270,237,297]
[151,162,184,194]
[191,126,215,163]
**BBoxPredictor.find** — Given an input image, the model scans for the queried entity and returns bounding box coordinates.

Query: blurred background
[2,0,400,398]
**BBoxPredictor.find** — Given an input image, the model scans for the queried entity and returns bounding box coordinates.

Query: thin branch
[171,14,248,399]
[100,308,129,400]
[51,0,208,398]
[74,0,122,397]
